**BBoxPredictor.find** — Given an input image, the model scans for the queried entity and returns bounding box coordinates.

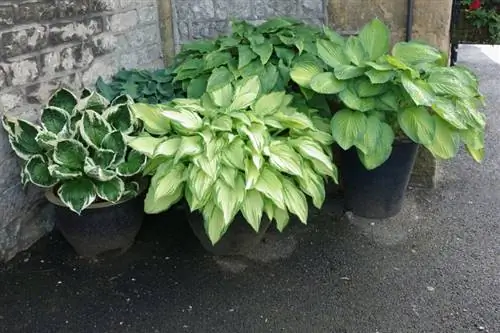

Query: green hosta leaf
[255,167,285,210]
[365,69,395,84]
[117,150,147,177]
[153,163,186,200]
[290,138,335,178]
[57,177,96,214]
[209,83,233,108]
[400,74,435,107]
[282,177,308,224]
[323,25,345,45]
[461,129,485,163]
[274,207,290,232]
[35,130,58,149]
[229,76,261,111]
[295,163,325,209]
[122,181,139,200]
[103,104,134,134]
[339,88,375,112]
[365,61,393,71]
[427,68,476,98]
[358,18,390,60]
[187,76,209,99]
[334,65,366,80]
[457,99,486,130]
[205,51,232,69]
[76,91,109,113]
[24,155,57,187]
[239,59,265,78]
[130,103,170,135]
[432,97,468,130]
[253,91,286,115]
[356,77,387,97]
[256,17,297,33]
[251,40,273,64]
[259,63,279,94]
[8,119,43,159]
[355,115,383,154]
[424,116,460,159]
[94,177,125,203]
[331,109,367,150]
[238,45,258,69]
[357,122,394,170]
[83,157,116,181]
[392,41,442,65]
[79,110,112,148]
[207,66,234,92]
[154,137,181,157]
[466,146,485,163]
[222,138,246,170]
[127,135,165,157]
[273,112,314,130]
[344,36,367,66]
[267,141,303,176]
[96,77,116,102]
[92,148,116,169]
[378,89,400,111]
[101,130,126,164]
[47,88,78,114]
[398,107,436,145]
[290,60,322,88]
[241,189,264,232]
[41,107,70,134]
[202,202,226,245]
[386,55,419,78]
[145,181,184,214]
[212,115,233,132]
[160,107,203,132]
[53,139,88,169]
[316,39,350,68]
[310,72,346,94]
[174,136,203,163]
[48,164,81,180]
[214,176,245,224]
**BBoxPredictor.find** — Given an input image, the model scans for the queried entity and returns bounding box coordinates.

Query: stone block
[138,5,159,23]
[90,33,118,57]
[137,44,163,65]
[0,89,25,112]
[7,58,39,86]
[301,0,325,18]
[253,0,297,18]
[0,5,14,27]
[213,0,253,20]
[49,18,103,45]
[56,0,108,19]
[41,50,62,77]
[174,0,215,20]
[1,25,49,58]
[0,66,8,88]
[125,24,160,48]
[177,21,190,41]
[109,10,139,32]
[59,44,95,71]
[191,21,229,40]
[14,1,58,24]
[81,56,117,87]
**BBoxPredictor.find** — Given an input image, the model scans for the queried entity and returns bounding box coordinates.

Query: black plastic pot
[188,213,272,256]
[45,184,146,258]
[340,141,419,219]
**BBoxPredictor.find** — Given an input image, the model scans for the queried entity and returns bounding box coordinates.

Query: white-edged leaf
[53,139,88,169]
[101,130,127,164]
[75,91,109,113]
[103,104,135,134]
[48,164,82,180]
[47,88,78,114]
[24,155,57,187]
[94,177,125,203]
[35,130,58,149]
[229,76,261,111]
[57,177,96,214]
[117,150,147,177]
[239,123,268,152]
[79,110,112,148]
[40,107,70,134]
[83,157,116,181]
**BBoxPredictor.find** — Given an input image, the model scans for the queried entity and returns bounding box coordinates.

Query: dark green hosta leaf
[400,73,435,107]
[101,130,127,164]
[79,110,112,148]
[392,41,443,65]
[259,63,279,94]
[398,107,436,145]
[331,109,367,150]
[76,91,109,113]
[334,65,366,80]
[57,177,96,214]
[187,76,208,98]
[239,59,266,77]
[24,155,57,188]
[238,45,258,69]
[122,181,140,200]
[41,107,70,135]
[53,139,88,169]
[251,40,273,64]
[94,177,125,203]
[424,116,460,159]
[344,36,367,66]
[206,66,234,92]
[274,46,296,67]
[48,164,82,180]
[96,77,117,102]
[84,157,116,181]
[91,148,116,169]
[317,39,350,68]
[117,150,147,177]
[103,104,134,134]
[310,72,346,94]
[205,51,232,69]
[358,18,390,61]
[7,119,43,159]
[256,17,297,33]
[35,130,58,149]
[431,97,468,130]
[48,88,78,114]
[365,69,395,84]
[357,122,394,170]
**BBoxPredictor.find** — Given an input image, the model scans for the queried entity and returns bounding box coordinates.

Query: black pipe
[406,0,415,41]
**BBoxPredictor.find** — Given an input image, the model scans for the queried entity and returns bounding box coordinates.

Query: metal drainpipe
[406,0,415,41]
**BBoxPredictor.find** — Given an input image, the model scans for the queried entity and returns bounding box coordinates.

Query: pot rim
[45,178,149,210]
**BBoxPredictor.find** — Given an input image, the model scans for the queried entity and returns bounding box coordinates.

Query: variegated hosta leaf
[57,177,96,214]
[127,135,165,157]
[111,94,133,106]
[53,139,88,169]
[282,177,308,224]
[253,91,286,116]
[101,130,127,164]
[229,76,261,111]
[122,181,140,200]
[213,175,245,225]
[153,163,186,200]
[103,104,135,134]
[35,130,58,149]
[239,123,268,152]
[91,148,116,169]
[295,163,326,209]
[266,141,303,176]
[193,153,219,179]
[209,83,233,108]
[48,164,82,180]
[219,165,238,187]
[263,199,275,221]
[130,103,171,135]
[40,107,70,134]
[24,155,57,188]
[211,115,233,132]
[143,156,171,175]
[145,171,184,214]
[160,107,203,132]
[94,177,125,203]
[290,138,335,178]
[83,157,116,182]
[79,110,112,148]
[47,88,78,114]
[6,119,43,160]
[117,150,147,177]
[244,158,260,189]
[202,201,226,245]
[254,166,285,210]
[241,189,264,232]
[274,207,290,232]
[2,115,17,136]
[188,165,216,207]
[273,112,314,130]
[174,136,203,163]
[76,91,109,113]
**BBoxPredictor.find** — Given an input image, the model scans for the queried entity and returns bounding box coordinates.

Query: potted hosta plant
[290,19,486,218]
[2,88,148,257]
[127,76,337,255]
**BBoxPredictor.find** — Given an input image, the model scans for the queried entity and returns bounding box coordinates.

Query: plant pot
[45,182,147,258]
[340,141,419,219]
[188,213,272,256]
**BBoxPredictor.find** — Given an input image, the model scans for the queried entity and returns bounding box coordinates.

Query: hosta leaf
[130,103,170,135]
[392,41,442,65]
[187,76,209,99]
[24,155,57,187]
[174,136,203,163]
[253,91,286,115]
[323,25,345,45]
[365,69,395,84]
[122,181,139,199]
[8,119,43,158]
[127,135,165,157]
[331,109,367,150]
[400,73,435,106]
[35,130,58,149]
[154,137,181,157]
[273,112,315,130]
[290,60,322,88]
[398,107,436,145]
[76,91,109,113]
[94,177,125,203]
[160,107,203,132]
[290,138,335,178]
[153,163,186,200]
[229,76,261,111]
[254,167,285,210]
[207,66,234,92]
[202,202,226,245]
[310,72,346,94]
[83,157,116,181]
[358,19,390,60]
[274,207,290,232]
[92,148,116,169]
[57,177,96,214]
[205,51,232,69]
[145,181,184,214]
[101,130,126,164]
[432,97,468,130]
[222,137,246,170]
[103,104,134,134]
[317,39,349,67]
[238,45,258,69]
[48,164,82,180]
[47,88,78,114]
[355,115,383,154]
[41,107,70,134]
[209,83,233,108]
[339,88,375,112]
[267,141,303,176]
[263,199,275,221]
[457,99,486,130]
[295,163,325,209]
[259,63,280,94]
[239,59,266,78]
[356,77,387,97]
[79,110,112,148]
[53,139,88,169]
[344,36,367,66]
[239,123,268,152]
[251,40,273,64]
[334,65,366,80]
[424,116,460,159]
[188,165,215,205]
[461,129,485,163]
[357,122,394,170]
[214,177,244,225]
[212,115,233,132]
[117,150,147,177]
[427,68,476,98]
[282,177,308,224]
[241,189,264,232]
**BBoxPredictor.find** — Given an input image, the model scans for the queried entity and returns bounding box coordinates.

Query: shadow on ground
[0,46,498,333]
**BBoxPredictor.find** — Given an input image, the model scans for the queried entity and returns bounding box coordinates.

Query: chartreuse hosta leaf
[331,109,367,150]
[254,167,285,210]
[57,177,96,214]
[229,76,261,111]
[398,107,436,145]
[290,59,322,88]
[130,103,170,135]
[160,106,203,132]
[424,116,460,160]
[295,163,326,209]
[344,36,367,66]
[241,189,264,232]
[358,18,390,61]
[214,174,245,225]
[392,41,443,65]
[310,72,346,94]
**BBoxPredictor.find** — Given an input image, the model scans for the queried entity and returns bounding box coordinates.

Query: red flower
[469,0,481,10]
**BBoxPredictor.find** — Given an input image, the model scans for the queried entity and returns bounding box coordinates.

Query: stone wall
[0,0,164,261]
